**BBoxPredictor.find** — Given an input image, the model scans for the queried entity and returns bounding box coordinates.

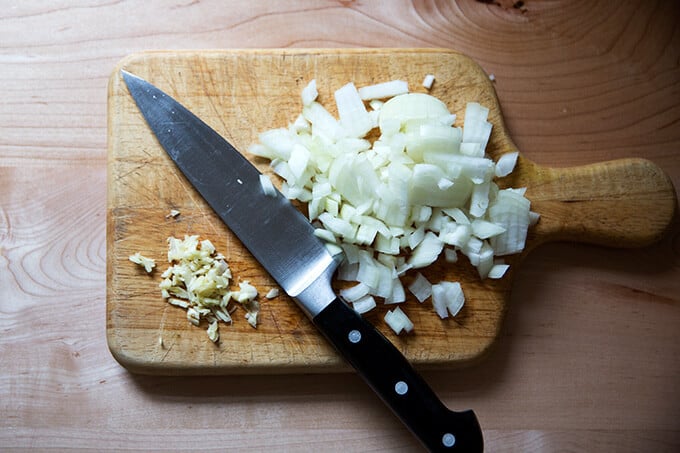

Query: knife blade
[121,69,483,452]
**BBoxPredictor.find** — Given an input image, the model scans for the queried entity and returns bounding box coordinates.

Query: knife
[121,70,483,452]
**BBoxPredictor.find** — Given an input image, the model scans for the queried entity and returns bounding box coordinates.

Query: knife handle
[313,297,483,452]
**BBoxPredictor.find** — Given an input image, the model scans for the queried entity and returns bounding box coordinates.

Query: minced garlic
[158,235,261,342]
[129,252,156,273]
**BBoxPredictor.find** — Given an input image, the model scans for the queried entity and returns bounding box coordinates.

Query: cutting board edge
[110,47,473,67]
[105,333,501,376]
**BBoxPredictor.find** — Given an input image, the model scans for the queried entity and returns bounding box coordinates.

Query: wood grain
[107,48,675,375]
[2,0,679,451]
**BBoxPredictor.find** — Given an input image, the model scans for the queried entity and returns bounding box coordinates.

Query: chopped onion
[431,281,465,318]
[471,219,506,239]
[489,189,531,256]
[385,277,406,304]
[408,272,432,303]
[407,225,426,249]
[462,102,492,152]
[248,78,537,330]
[288,144,311,181]
[495,151,519,177]
[469,181,491,218]
[252,128,295,160]
[488,263,510,279]
[353,294,377,314]
[529,210,541,226]
[335,82,373,138]
[325,242,343,257]
[301,79,318,106]
[340,282,371,302]
[358,80,409,100]
[314,228,337,244]
[408,231,443,269]
[379,93,450,135]
[444,248,458,263]
[303,101,345,142]
[259,174,277,197]
[422,74,435,90]
[384,306,414,334]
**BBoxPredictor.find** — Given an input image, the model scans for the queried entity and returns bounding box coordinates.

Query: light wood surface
[107,49,675,375]
[3,1,680,451]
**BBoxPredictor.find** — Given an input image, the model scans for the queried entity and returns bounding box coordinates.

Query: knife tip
[120,69,143,86]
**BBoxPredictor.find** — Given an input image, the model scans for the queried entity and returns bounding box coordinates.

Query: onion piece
[407,225,426,249]
[408,232,444,269]
[340,282,371,302]
[495,151,519,177]
[303,101,345,142]
[462,102,492,152]
[258,174,277,197]
[253,128,295,160]
[385,277,406,304]
[431,281,465,318]
[301,79,318,106]
[408,272,432,303]
[325,242,343,257]
[469,181,491,218]
[529,210,541,226]
[358,80,409,100]
[288,144,311,181]
[422,74,435,90]
[318,212,356,239]
[384,306,414,334]
[314,228,337,244]
[335,82,373,138]
[353,295,377,314]
[444,248,458,263]
[488,263,510,279]
[409,164,473,207]
[439,223,472,248]
[471,219,506,239]
[378,93,451,134]
[489,189,531,256]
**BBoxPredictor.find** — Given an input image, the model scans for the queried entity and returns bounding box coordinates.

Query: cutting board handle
[520,157,677,249]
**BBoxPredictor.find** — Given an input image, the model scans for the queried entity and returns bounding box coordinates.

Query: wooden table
[2,1,678,451]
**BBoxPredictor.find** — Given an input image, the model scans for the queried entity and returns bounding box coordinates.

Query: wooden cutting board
[107,49,676,375]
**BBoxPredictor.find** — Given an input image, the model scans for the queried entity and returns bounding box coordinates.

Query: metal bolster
[292,261,339,319]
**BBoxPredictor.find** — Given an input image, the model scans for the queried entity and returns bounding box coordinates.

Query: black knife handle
[313,297,483,452]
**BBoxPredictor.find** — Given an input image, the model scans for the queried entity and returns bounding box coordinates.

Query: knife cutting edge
[121,69,484,452]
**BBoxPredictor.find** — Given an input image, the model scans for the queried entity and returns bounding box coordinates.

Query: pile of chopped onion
[158,235,261,342]
[248,79,538,333]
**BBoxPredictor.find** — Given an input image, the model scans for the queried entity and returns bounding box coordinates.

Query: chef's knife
[121,70,483,452]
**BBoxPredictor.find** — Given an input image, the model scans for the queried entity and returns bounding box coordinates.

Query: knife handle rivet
[442,433,456,448]
[394,380,408,396]
[348,329,362,344]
